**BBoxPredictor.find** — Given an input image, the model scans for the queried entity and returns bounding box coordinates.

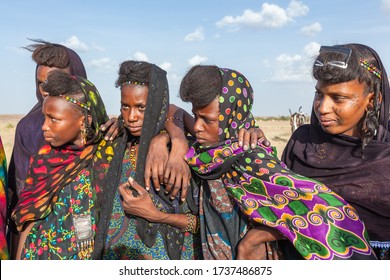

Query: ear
[366,91,380,110]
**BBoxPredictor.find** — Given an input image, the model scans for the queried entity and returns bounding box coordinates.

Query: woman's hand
[119,177,162,222]
[119,177,190,229]
[236,226,282,260]
[163,137,191,201]
[238,127,270,150]
[144,132,170,192]
[100,117,119,141]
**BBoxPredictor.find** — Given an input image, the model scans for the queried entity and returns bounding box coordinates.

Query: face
[314,79,374,137]
[37,66,70,98]
[121,85,148,137]
[192,97,220,146]
[42,96,85,147]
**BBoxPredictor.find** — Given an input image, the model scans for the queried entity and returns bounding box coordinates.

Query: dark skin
[118,84,191,231]
[190,98,282,260]
[144,103,270,201]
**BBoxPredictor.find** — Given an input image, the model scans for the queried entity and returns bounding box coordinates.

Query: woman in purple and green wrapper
[0,136,9,259]
[178,65,376,260]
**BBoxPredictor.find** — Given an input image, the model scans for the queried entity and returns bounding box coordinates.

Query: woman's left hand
[118,177,161,222]
[100,117,119,141]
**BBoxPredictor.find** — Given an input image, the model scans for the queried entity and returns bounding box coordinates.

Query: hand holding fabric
[119,177,161,222]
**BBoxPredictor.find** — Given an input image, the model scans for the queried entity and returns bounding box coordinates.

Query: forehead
[121,85,149,102]
[37,65,70,79]
[192,97,220,114]
[316,80,366,95]
[43,96,81,115]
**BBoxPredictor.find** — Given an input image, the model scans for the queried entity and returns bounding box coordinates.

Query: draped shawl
[282,44,390,243]
[93,64,198,260]
[8,45,87,215]
[185,68,376,260]
[12,76,113,231]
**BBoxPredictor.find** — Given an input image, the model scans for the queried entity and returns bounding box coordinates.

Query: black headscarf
[282,43,390,242]
[93,62,198,260]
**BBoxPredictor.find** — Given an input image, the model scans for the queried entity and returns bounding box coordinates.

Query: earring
[81,127,87,146]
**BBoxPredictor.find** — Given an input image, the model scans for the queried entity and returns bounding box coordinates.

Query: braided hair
[42,71,94,139]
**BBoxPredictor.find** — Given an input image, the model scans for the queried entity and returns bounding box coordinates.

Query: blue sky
[1,0,390,117]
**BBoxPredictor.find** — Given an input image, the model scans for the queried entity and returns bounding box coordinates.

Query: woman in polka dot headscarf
[179,65,376,260]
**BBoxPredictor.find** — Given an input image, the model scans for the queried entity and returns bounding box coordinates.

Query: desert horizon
[0,114,294,167]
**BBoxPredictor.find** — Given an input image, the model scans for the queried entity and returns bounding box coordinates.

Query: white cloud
[300,22,322,36]
[62,36,89,52]
[267,43,318,82]
[90,57,117,73]
[133,51,149,62]
[159,62,172,71]
[286,0,309,17]
[216,0,308,30]
[91,42,105,52]
[382,0,390,14]
[188,55,208,66]
[303,41,321,57]
[184,26,205,42]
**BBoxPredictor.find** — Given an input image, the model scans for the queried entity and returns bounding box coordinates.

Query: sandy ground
[0,114,293,166]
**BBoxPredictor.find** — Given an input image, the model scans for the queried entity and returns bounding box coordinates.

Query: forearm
[148,211,198,233]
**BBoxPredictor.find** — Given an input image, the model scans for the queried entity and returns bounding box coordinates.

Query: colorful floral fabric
[21,169,97,259]
[12,76,115,259]
[0,137,9,260]
[185,68,376,260]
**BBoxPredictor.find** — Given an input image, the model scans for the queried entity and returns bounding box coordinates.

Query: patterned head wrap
[218,68,256,141]
[12,76,112,230]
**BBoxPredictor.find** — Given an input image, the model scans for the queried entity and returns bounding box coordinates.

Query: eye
[332,95,346,103]
[138,105,146,111]
[121,104,129,110]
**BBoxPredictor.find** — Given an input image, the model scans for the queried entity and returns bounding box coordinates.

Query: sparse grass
[256,116,290,121]
[6,123,14,129]
[272,136,288,142]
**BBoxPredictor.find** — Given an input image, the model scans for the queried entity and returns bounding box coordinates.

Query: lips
[318,118,335,127]
[127,126,142,133]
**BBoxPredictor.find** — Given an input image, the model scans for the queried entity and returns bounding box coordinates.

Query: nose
[42,118,49,132]
[193,118,203,134]
[127,109,138,122]
[316,95,332,115]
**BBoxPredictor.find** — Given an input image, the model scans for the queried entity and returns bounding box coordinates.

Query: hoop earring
[81,127,87,146]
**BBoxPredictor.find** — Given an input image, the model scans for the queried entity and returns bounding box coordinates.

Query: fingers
[180,173,191,202]
[144,166,151,191]
[151,163,162,192]
[100,117,119,141]
[237,128,245,147]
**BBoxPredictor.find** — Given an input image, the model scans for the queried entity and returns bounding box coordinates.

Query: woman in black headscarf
[93,61,201,260]
[282,43,390,259]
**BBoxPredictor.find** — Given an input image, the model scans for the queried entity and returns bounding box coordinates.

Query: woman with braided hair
[12,71,116,259]
[282,43,390,259]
